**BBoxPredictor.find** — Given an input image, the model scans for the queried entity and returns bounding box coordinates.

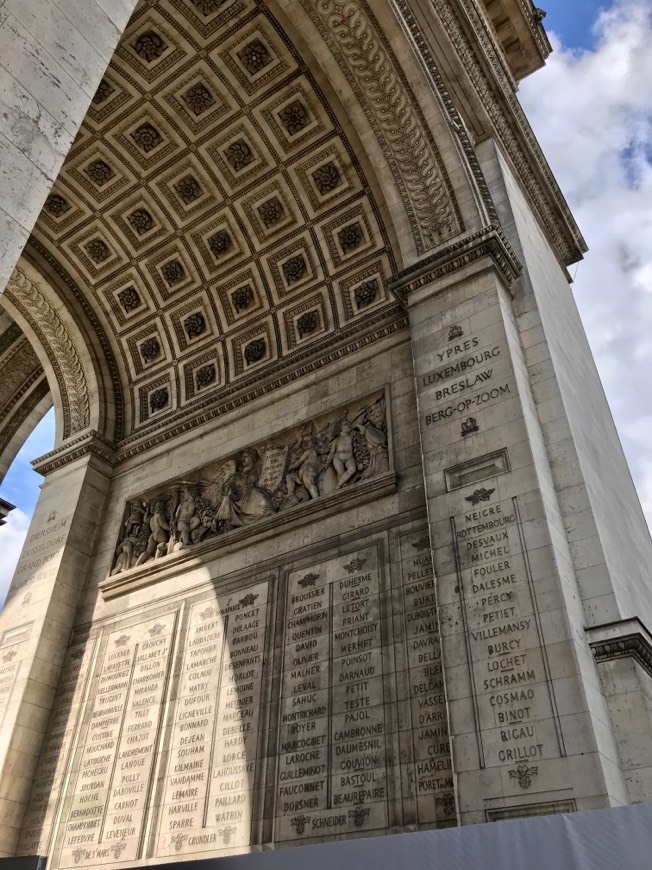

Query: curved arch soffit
[268,0,477,259]
[2,263,102,446]
[31,0,486,440]
[0,309,52,482]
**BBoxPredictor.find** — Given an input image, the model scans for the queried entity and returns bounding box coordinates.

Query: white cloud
[519,0,652,530]
[0,508,30,610]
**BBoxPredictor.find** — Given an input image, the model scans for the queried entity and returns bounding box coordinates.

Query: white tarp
[185,803,652,870]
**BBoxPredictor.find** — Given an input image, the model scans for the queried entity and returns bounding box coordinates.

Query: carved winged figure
[215,448,274,531]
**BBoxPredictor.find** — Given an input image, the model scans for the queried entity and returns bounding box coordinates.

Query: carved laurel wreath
[5,268,90,436]
[303,0,460,252]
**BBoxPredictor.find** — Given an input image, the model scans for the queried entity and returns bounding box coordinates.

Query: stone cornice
[33,430,115,476]
[588,618,652,681]
[389,224,522,303]
[0,497,15,527]
[392,0,586,266]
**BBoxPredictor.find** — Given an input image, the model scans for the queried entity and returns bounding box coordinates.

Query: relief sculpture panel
[110,391,389,576]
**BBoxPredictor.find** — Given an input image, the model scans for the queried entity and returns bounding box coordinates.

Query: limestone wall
[17,332,455,866]
[0,0,138,294]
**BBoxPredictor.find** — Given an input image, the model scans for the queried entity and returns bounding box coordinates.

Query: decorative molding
[26,239,124,442]
[392,0,586,265]
[299,0,463,252]
[590,633,652,681]
[33,430,115,476]
[5,268,90,437]
[389,224,522,302]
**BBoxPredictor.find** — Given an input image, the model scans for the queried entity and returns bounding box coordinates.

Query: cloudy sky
[0,0,651,605]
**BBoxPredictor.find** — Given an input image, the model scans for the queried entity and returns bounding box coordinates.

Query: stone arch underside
[0,309,52,483]
[25,0,485,448]
[1,264,112,449]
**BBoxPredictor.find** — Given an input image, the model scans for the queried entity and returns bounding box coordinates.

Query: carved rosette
[4,268,91,436]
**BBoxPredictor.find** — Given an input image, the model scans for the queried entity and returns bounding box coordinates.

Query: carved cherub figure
[135,499,170,566]
[174,486,201,548]
[286,435,320,501]
[326,420,358,490]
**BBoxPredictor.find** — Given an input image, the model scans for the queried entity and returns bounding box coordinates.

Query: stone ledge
[99,471,400,600]
[587,617,652,679]
[389,225,522,304]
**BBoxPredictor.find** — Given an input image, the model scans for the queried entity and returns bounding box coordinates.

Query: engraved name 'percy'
[111,394,388,574]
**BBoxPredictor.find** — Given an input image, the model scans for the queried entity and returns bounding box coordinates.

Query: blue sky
[1,408,54,518]
[544,0,605,50]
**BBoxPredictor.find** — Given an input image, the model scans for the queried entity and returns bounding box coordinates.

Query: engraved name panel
[276,547,388,841]
[156,582,268,858]
[59,615,176,867]
[451,495,563,776]
[399,531,453,824]
[19,641,96,856]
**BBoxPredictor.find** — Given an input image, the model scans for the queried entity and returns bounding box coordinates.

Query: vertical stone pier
[0,444,111,855]
[393,228,629,821]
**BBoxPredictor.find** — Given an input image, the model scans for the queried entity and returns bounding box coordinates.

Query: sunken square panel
[107,194,169,254]
[237,177,298,248]
[317,202,379,270]
[229,320,275,377]
[65,147,135,206]
[38,187,87,236]
[116,16,190,85]
[160,61,234,137]
[153,156,221,222]
[281,291,330,352]
[214,17,296,99]
[212,267,266,327]
[138,376,174,424]
[201,118,273,192]
[126,325,169,377]
[335,258,391,323]
[111,111,182,173]
[101,271,155,332]
[191,212,247,276]
[64,225,126,281]
[263,234,321,301]
[85,72,134,128]
[168,297,216,355]
[256,77,332,157]
[291,142,362,216]
[182,348,223,403]
[173,0,254,40]
[145,245,202,302]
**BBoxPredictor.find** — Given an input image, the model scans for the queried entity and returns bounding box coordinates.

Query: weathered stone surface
[0,0,650,866]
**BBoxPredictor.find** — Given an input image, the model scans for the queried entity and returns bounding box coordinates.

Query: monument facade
[1,0,652,866]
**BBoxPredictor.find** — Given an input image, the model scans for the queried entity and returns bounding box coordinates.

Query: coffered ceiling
[30,0,410,438]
